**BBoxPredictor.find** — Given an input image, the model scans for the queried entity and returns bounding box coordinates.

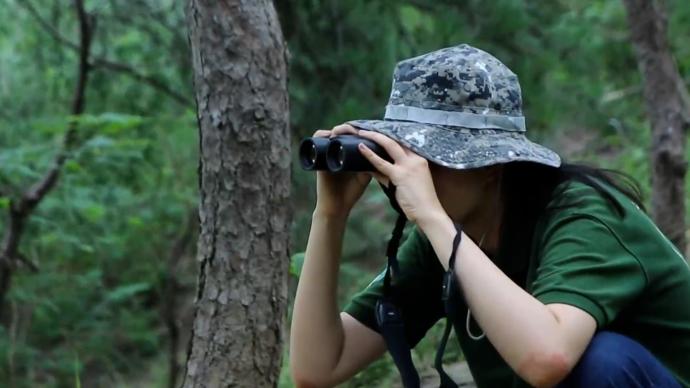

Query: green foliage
[0,2,196,385]
[0,111,197,385]
[289,252,305,277]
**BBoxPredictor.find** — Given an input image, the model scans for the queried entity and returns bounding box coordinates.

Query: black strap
[443,226,465,323]
[434,226,464,388]
[379,181,404,215]
[376,182,420,387]
[434,320,457,388]
[376,298,420,387]
[376,181,464,388]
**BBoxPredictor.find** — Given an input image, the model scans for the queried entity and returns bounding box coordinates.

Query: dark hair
[495,161,644,287]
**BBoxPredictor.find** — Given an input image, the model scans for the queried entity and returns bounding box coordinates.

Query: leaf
[105,283,151,304]
[83,204,106,223]
[98,112,145,135]
[127,216,144,227]
[289,252,305,277]
[65,160,82,173]
[83,135,115,149]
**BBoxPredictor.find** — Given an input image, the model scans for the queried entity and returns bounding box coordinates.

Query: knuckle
[332,124,357,135]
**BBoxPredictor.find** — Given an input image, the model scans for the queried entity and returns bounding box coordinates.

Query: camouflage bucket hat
[348,44,561,169]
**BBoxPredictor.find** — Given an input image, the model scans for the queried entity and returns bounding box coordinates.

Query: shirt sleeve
[343,226,445,348]
[530,213,647,327]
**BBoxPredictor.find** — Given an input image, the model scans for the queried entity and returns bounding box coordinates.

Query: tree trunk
[622,0,690,254]
[182,1,291,387]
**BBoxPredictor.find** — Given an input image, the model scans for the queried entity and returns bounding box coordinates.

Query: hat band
[384,104,526,132]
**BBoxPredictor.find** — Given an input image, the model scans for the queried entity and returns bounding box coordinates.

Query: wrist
[312,206,350,221]
[416,207,451,230]
[416,210,458,270]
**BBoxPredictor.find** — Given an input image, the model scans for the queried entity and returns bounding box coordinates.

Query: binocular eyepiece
[299,135,391,172]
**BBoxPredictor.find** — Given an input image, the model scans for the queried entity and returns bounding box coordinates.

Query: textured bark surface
[183,1,291,387]
[622,0,690,253]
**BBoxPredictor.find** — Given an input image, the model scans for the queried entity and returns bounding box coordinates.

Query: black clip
[376,299,403,326]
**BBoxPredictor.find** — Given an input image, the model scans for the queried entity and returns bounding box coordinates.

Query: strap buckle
[376,299,403,326]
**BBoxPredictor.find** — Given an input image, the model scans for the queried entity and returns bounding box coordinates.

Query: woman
[290,44,690,387]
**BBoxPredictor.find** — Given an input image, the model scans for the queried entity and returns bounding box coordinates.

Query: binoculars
[299,135,392,172]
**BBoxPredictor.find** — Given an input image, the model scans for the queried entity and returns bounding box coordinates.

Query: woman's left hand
[357,129,446,225]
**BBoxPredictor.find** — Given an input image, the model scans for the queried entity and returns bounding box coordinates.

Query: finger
[312,129,331,137]
[358,143,394,176]
[330,123,359,138]
[357,130,406,161]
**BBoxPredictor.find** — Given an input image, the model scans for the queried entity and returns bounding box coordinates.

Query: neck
[461,194,503,257]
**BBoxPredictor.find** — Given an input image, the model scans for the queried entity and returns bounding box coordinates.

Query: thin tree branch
[92,58,192,105]
[109,0,186,48]
[600,75,690,104]
[0,0,94,322]
[72,0,92,116]
[16,0,81,52]
[17,0,192,106]
[16,253,38,273]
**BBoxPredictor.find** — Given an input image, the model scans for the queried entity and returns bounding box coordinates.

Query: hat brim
[348,119,561,170]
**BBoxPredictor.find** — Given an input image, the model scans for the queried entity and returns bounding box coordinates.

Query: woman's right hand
[313,124,373,217]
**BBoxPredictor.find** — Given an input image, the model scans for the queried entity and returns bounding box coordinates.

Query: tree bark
[183,1,291,387]
[622,0,690,254]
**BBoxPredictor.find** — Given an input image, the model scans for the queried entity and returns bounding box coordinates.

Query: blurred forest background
[0,0,689,387]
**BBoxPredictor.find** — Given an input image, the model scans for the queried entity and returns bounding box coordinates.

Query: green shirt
[344,180,690,387]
